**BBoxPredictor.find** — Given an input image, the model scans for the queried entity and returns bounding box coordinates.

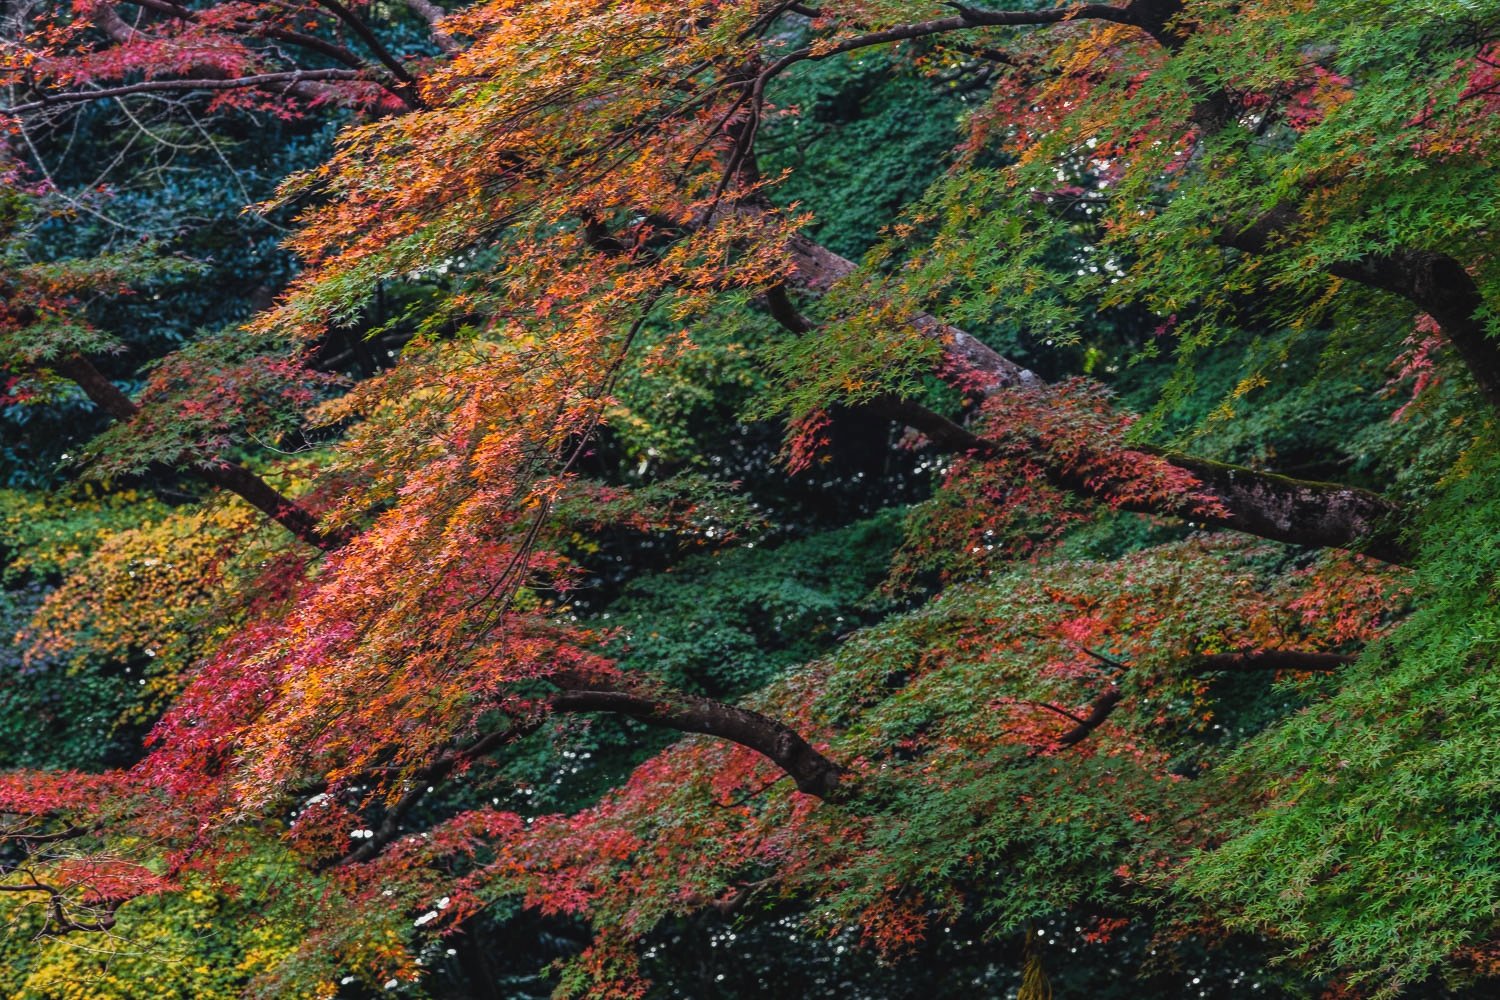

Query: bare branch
[312,0,427,107]
[761,3,1141,81]
[2,70,364,115]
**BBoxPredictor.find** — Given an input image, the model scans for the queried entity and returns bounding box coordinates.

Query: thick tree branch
[785,232,1041,391]
[1220,209,1500,413]
[405,0,459,55]
[1330,251,1500,412]
[1050,686,1123,748]
[48,355,341,552]
[327,680,844,869]
[1143,451,1410,564]
[550,684,845,800]
[778,230,1410,563]
[327,675,845,869]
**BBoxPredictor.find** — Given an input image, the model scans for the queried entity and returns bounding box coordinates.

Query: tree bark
[1221,210,1500,413]
[1050,687,1123,749]
[50,355,342,552]
[551,687,845,800]
[781,232,1411,564]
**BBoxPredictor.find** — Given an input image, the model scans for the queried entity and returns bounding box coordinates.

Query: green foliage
[0,583,144,769]
[761,49,968,258]
[78,328,339,479]
[494,512,905,815]
[1183,441,1500,996]
[603,295,772,473]
[5,3,1500,998]
[1122,324,1399,484]
[607,509,903,697]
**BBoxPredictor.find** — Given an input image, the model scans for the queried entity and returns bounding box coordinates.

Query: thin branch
[2,70,364,115]
[116,0,422,109]
[755,0,1167,95]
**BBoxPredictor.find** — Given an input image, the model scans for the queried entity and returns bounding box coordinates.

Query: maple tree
[1,0,1499,996]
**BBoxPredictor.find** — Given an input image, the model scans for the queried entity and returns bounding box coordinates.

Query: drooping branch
[1220,208,1500,413]
[48,354,341,552]
[778,229,1411,564]
[550,684,845,800]
[325,679,845,868]
[1325,250,1499,411]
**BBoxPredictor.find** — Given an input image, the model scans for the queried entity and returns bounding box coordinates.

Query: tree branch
[33,1,421,112]
[755,2,1494,419]
[550,684,845,800]
[758,0,1174,86]
[311,0,427,108]
[404,0,459,55]
[123,0,378,74]
[777,229,1410,564]
[1050,686,1123,748]
[2,69,364,115]
[1220,209,1500,413]
[325,678,845,869]
[48,355,341,552]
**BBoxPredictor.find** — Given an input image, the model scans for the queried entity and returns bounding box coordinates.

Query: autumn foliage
[1,1,1499,997]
